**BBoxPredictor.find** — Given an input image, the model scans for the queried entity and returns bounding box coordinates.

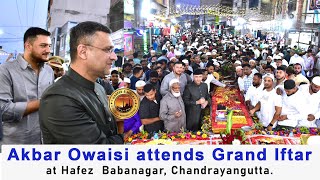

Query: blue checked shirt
[244,73,254,94]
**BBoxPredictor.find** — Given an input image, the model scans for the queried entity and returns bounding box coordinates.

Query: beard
[171,90,181,97]
[31,50,49,63]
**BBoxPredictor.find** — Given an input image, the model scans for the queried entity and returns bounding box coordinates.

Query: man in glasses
[39,21,123,144]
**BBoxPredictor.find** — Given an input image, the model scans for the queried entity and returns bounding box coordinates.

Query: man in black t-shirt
[139,84,164,133]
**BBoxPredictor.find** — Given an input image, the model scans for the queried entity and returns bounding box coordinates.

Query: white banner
[1,145,319,179]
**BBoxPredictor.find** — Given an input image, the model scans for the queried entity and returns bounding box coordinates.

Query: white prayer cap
[150,50,156,54]
[169,78,179,87]
[197,51,202,55]
[232,53,237,57]
[195,38,199,42]
[212,43,217,46]
[249,59,256,63]
[263,73,275,82]
[166,41,171,44]
[312,76,320,86]
[180,41,184,44]
[211,52,217,55]
[235,66,243,71]
[182,59,189,65]
[234,46,239,50]
[135,80,146,88]
[198,46,204,51]
[278,53,284,57]
[203,42,207,45]
[206,52,212,56]
[187,46,192,50]
[212,49,217,52]
[175,51,181,56]
[170,57,176,61]
[124,77,131,83]
[213,62,220,67]
[235,60,242,65]
[274,55,282,60]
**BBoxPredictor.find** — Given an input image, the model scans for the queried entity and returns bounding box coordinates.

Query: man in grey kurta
[160,79,186,132]
[0,27,54,144]
[183,69,211,131]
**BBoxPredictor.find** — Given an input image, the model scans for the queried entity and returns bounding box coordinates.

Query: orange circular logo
[109,88,140,119]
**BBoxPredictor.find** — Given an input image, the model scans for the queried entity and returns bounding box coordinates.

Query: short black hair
[133,66,143,75]
[174,61,183,66]
[111,70,119,75]
[156,61,162,66]
[144,84,155,93]
[69,21,112,61]
[206,62,214,68]
[168,61,174,66]
[254,73,262,79]
[265,65,274,70]
[162,50,167,55]
[242,64,251,68]
[149,70,159,78]
[23,27,51,44]
[277,65,287,71]
[143,55,148,59]
[122,62,132,69]
[154,66,162,71]
[294,63,302,68]
[133,52,138,58]
[140,59,147,64]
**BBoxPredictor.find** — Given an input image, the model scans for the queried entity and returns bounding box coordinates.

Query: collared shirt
[0,54,54,144]
[290,54,305,70]
[304,56,315,77]
[243,72,254,93]
[160,71,188,97]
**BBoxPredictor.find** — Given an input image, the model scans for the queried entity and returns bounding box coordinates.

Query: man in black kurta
[183,69,211,131]
[39,21,123,144]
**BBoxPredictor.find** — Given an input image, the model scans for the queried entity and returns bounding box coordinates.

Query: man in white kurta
[297,76,320,127]
[276,80,307,130]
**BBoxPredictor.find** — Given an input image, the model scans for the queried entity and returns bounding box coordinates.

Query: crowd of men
[119,30,320,137]
[0,21,320,145]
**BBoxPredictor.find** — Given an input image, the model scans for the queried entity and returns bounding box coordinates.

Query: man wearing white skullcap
[121,77,131,88]
[250,73,282,130]
[159,79,186,132]
[235,66,245,92]
[135,80,146,100]
[234,60,242,66]
[249,59,259,74]
[297,76,320,127]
